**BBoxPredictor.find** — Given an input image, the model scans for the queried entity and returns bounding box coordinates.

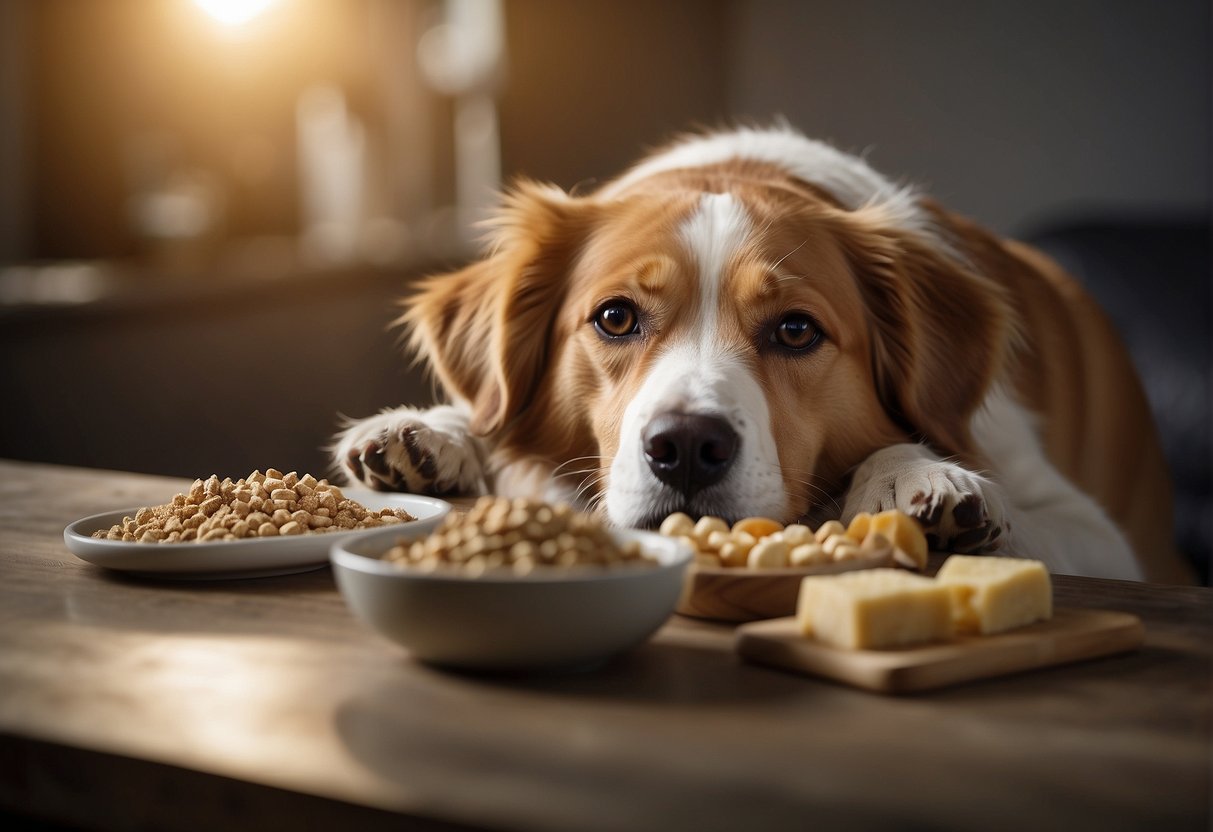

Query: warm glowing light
[193,0,278,27]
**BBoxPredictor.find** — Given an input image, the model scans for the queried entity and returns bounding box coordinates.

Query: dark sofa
[1025,216,1211,583]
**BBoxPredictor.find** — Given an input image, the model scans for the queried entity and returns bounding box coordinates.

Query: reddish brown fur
[404,160,1189,583]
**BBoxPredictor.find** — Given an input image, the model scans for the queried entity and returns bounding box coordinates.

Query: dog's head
[405,142,1013,527]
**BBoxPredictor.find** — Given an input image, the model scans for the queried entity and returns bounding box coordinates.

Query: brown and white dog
[334,125,1192,584]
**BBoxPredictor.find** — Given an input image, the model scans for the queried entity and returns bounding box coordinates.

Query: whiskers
[755,461,842,518]
[550,454,613,512]
[547,454,838,523]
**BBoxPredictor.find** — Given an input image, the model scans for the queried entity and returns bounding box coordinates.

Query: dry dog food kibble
[91,469,416,543]
[659,509,927,570]
[382,496,654,576]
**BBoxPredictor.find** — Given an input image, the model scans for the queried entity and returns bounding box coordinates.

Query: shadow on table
[362,635,809,708]
[78,561,339,593]
[62,564,355,639]
[454,638,811,704]
[331,642,813,824]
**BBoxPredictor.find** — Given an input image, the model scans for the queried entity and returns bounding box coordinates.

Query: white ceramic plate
[64,490,452,580]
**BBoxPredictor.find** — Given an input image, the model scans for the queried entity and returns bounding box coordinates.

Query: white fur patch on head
[679,193,751,335]
[605,193,787,526]
[601,124,940,247]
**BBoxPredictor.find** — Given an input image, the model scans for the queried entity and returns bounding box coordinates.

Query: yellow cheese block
[935,555,1053,635]
[796,569,955,649]
[845,512,872,542]
[870,510,928,569]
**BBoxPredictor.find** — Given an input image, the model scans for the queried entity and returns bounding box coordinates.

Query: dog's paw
[332,406,484,496]
[843,444,1008,553]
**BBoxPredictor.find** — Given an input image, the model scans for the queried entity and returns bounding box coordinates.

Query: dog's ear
[402,182,595,436]
[839,207,1018,458]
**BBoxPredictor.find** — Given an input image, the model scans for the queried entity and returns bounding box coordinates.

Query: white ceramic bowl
[331,524,694,671]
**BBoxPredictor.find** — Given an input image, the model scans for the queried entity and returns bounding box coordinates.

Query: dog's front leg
[331,404,489,496]
[841,443,1009,553]
[843,443,1144,579]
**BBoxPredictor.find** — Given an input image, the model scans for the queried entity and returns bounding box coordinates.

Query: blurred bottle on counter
[297,83,411,269]
[126,132,224,278]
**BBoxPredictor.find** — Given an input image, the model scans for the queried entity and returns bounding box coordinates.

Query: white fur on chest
[972,387,1142,580]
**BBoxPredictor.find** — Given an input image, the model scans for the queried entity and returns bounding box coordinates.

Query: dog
[334,125,1192,584]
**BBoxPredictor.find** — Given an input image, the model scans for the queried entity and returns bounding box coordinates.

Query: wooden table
[1,460,1209,831]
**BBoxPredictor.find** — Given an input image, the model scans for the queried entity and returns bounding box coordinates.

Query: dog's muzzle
[641,411,738,500]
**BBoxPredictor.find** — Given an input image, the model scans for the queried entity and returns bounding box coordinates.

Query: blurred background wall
[0,0,1208,571]
[503,0,1210,236]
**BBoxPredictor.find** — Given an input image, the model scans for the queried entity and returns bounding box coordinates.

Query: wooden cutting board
[677,552,894,622]
[734,607,1144,694]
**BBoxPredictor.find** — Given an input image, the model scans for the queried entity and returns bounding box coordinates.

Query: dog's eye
[771,313,821,351]
[593,301,640,338]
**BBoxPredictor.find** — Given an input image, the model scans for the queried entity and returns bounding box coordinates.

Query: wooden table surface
[1,459,1209,831]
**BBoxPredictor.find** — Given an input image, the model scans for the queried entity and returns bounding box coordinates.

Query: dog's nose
[642,412,739,497]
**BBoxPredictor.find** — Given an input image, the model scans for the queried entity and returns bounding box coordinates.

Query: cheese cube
[796,569,955,649]
[935,555,1052,635]
[870,510,928,569]
[845,512,872,542]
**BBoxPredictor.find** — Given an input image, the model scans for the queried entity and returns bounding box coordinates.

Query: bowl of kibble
[64,469,451,579]
[330,496,695,671]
